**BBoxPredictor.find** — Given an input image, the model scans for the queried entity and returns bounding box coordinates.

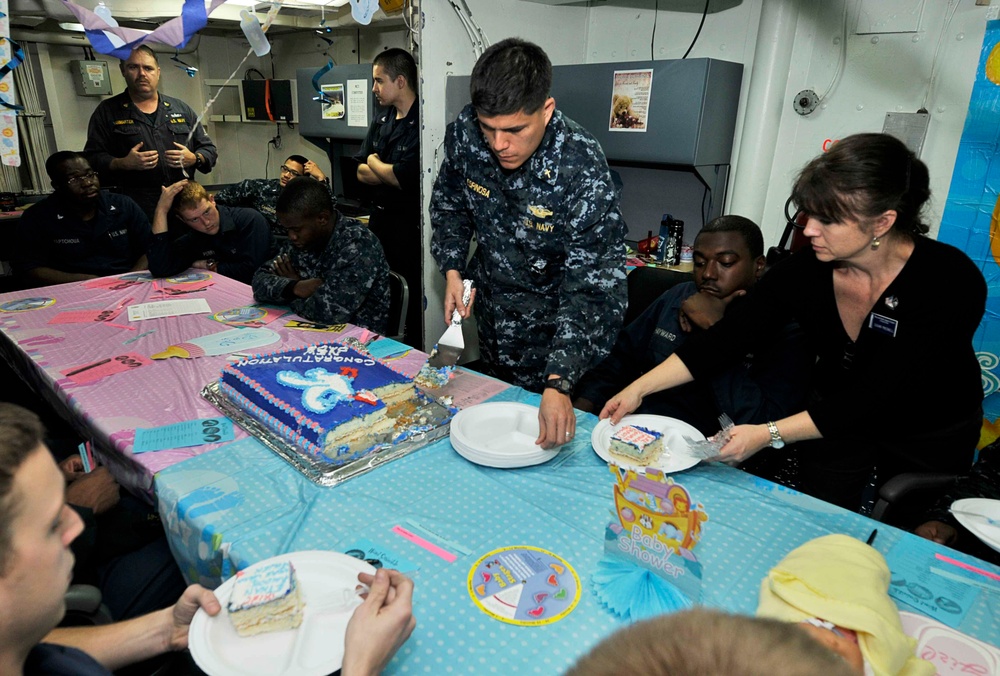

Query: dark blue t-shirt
[24,642,111,675]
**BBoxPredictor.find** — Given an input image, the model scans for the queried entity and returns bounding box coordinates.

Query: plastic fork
[683,412,735,460]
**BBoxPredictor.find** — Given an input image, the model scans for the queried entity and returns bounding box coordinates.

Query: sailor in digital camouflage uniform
[253,177,390,333]
[214,154,328,236]
[85,46,217,219]
[430,38,628,449]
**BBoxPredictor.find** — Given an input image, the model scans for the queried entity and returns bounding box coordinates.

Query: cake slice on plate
[609,425,664,465]
[228,560,305,637]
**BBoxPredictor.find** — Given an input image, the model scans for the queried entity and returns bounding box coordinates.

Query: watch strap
[543,376,573,395]
[766,421,784,447]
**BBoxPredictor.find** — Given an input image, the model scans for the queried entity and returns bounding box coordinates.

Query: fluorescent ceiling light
[58,22,85,32]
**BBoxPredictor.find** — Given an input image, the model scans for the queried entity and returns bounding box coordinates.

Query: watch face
[545,378,572,395]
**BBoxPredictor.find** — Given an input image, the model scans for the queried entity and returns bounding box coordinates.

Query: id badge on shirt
[868,312,898,337]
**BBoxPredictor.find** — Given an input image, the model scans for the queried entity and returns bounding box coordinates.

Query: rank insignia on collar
[543,168,552,179]
[885,296,899,309]
[528,205,553,218]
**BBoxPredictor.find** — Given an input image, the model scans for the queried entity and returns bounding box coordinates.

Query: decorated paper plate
[213,306,268,323]
[117,271,154,282]
[951,498,1000,554]
[467,546,580,625]
[188,550,374,676]
[591,414,704,473]
[167,271,212,283]
[0,297,55,312]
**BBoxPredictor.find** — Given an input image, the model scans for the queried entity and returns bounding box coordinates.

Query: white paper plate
[449,402,560,468]
[591,414,705,473]
[951,498,1000,554]
[189,551,375,676]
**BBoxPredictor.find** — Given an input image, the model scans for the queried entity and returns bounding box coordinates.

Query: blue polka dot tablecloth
[155,387,1000,673]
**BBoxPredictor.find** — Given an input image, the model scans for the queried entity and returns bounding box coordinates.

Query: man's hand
[192,259,218,272]
[537,388,576,449]
[292,279,323,298]
[164,142,195,170]
[915,520,958,546]
[167,585,221,652]
[65,466,120,516]
[119,142,159,171]
[156,180,188,215]
[443,271,476,323]
[304,160,326,182]
[343,569,416,676]
[679,289,744,333]
[271,252,301,281]
[58,456,86,483]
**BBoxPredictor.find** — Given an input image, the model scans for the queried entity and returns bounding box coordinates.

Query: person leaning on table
[0,402,415,676]
[252,176,391,333]
[601,133,986,513]
[147,179,273,284]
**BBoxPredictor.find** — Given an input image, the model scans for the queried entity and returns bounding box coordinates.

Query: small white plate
[591,414,705,473]
[951,498,1000,555]
[188,551,374,676]
[449,402,559,468]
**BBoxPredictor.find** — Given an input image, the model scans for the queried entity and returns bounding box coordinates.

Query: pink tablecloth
[0,271,431,495]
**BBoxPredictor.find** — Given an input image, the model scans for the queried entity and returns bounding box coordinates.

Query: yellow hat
[756,534,933,676]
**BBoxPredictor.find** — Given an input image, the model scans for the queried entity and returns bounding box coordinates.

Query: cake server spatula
[427,279,473,369]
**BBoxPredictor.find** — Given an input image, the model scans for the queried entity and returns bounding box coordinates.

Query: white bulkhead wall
[419,0,987,347]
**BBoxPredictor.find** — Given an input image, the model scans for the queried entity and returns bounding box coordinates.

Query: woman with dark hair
[602,133,986,512]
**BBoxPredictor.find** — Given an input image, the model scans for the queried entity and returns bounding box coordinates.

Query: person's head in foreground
[277,176,336,253]
[756,534,933,676]
[173,181,221,236]
[280,155,309,187]
[470,37,554,171]
[792,133,930,264]
[372,47,418,108]
[0,403,85,671]
[46,151,102,211]
[565,608,857,676]
[692,215,765,298]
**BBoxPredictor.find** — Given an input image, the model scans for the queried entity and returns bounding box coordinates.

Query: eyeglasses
[64,171,98,187]
[280,165,303,177]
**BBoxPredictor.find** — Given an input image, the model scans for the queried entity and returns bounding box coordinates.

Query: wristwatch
[766,421,785,449]
[543,376,573,396]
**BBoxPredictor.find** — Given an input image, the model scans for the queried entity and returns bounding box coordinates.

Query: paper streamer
[351,0,379,25]
[61,0,230,59]
[311,59,336,104]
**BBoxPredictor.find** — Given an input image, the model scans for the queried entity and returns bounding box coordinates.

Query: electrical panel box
[239,79,297,123]
[70,60,113,96]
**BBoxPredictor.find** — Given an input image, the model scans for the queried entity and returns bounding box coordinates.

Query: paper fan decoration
[592,558,692,621]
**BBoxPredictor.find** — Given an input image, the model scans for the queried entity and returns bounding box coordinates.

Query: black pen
[65,358,112,377]
[866,529,878,545]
